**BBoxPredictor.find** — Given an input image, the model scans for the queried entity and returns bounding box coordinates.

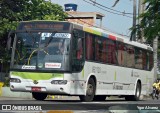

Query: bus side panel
[66,72,86,95]
[82,61,153,96]
[133,68,154,95]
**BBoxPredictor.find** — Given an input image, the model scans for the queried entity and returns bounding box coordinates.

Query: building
[64,3,105,28]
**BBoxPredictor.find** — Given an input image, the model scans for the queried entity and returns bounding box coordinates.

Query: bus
[8,20,154,102]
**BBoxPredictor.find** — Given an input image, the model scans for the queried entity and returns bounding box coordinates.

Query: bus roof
[71,22,153,51]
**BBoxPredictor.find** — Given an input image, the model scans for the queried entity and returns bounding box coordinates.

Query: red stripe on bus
[109,35,116,40]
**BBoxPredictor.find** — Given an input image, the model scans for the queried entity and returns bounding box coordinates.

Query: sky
[51,0,134,37]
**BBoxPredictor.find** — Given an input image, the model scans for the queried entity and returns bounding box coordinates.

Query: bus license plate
[32,87,41,92]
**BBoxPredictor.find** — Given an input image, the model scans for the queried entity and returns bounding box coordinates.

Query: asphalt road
[0,96,160,113]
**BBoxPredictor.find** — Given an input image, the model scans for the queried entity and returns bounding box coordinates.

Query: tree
[0,0,67,59]
[133,0,160,40]
[132,0,160,79]
[0,0,67,37]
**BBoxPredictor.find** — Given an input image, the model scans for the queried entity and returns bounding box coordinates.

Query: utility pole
[138,0,145,24]
[153,37,158,81]
[132,0,137,41]
[138,0,145,42]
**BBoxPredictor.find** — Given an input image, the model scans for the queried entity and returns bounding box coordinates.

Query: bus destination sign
[18,22,70,31]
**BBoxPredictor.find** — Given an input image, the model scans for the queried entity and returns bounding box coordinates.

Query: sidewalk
[0,96,31,100]
[1,87,32,99]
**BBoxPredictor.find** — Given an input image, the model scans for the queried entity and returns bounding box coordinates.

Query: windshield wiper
[45,31,57,47]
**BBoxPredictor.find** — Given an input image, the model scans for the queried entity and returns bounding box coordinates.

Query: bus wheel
[32,92,47,100]
[93,95,106,101]
[125,82,141,101]
[79,78,96,102]
[132,82,141,101]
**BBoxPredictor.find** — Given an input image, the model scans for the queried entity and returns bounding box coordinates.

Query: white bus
[8,20,154,102]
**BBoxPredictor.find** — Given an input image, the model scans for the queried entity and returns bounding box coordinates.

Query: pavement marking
[81,101,128,104]
[46,110,73,113]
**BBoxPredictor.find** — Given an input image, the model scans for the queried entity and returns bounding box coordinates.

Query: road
[0,96,160,113]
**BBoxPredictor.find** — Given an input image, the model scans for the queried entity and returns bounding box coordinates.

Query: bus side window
[76,38,83,59]
[95,37,101,61]
[101,39,107,63]
[126,45,135,68]
[72,29,85,72]
[135,48,143,69]
[142,50,147,70]
[85,34,94,60]
[145,52,150,70]
[149,52,153,70]
[107,40,117,64]
[117,42,125,66]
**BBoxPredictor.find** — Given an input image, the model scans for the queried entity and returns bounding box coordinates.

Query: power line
[85,0,133,16]
[89,0,133,15]
[82,0,132,18]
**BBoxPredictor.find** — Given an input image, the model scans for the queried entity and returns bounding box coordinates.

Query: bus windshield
[11,32,71,71]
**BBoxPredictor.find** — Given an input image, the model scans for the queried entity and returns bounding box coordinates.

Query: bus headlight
[10,78,21,83]
[51,80,67,85]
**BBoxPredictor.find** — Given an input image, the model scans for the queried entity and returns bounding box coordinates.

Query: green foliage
[0,0,67,37]
[3,77,10,87]
[0,19,18,38]
[133,0,160,40]
[19,0,67,21]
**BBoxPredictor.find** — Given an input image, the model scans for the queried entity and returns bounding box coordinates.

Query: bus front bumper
[10,80,71,95]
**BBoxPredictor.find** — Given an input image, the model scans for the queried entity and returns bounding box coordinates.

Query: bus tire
[93,95,106,101]
[132,82,141,101]
[125,82,141,101]
[32,92,47,100]
[79,78,96,102]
